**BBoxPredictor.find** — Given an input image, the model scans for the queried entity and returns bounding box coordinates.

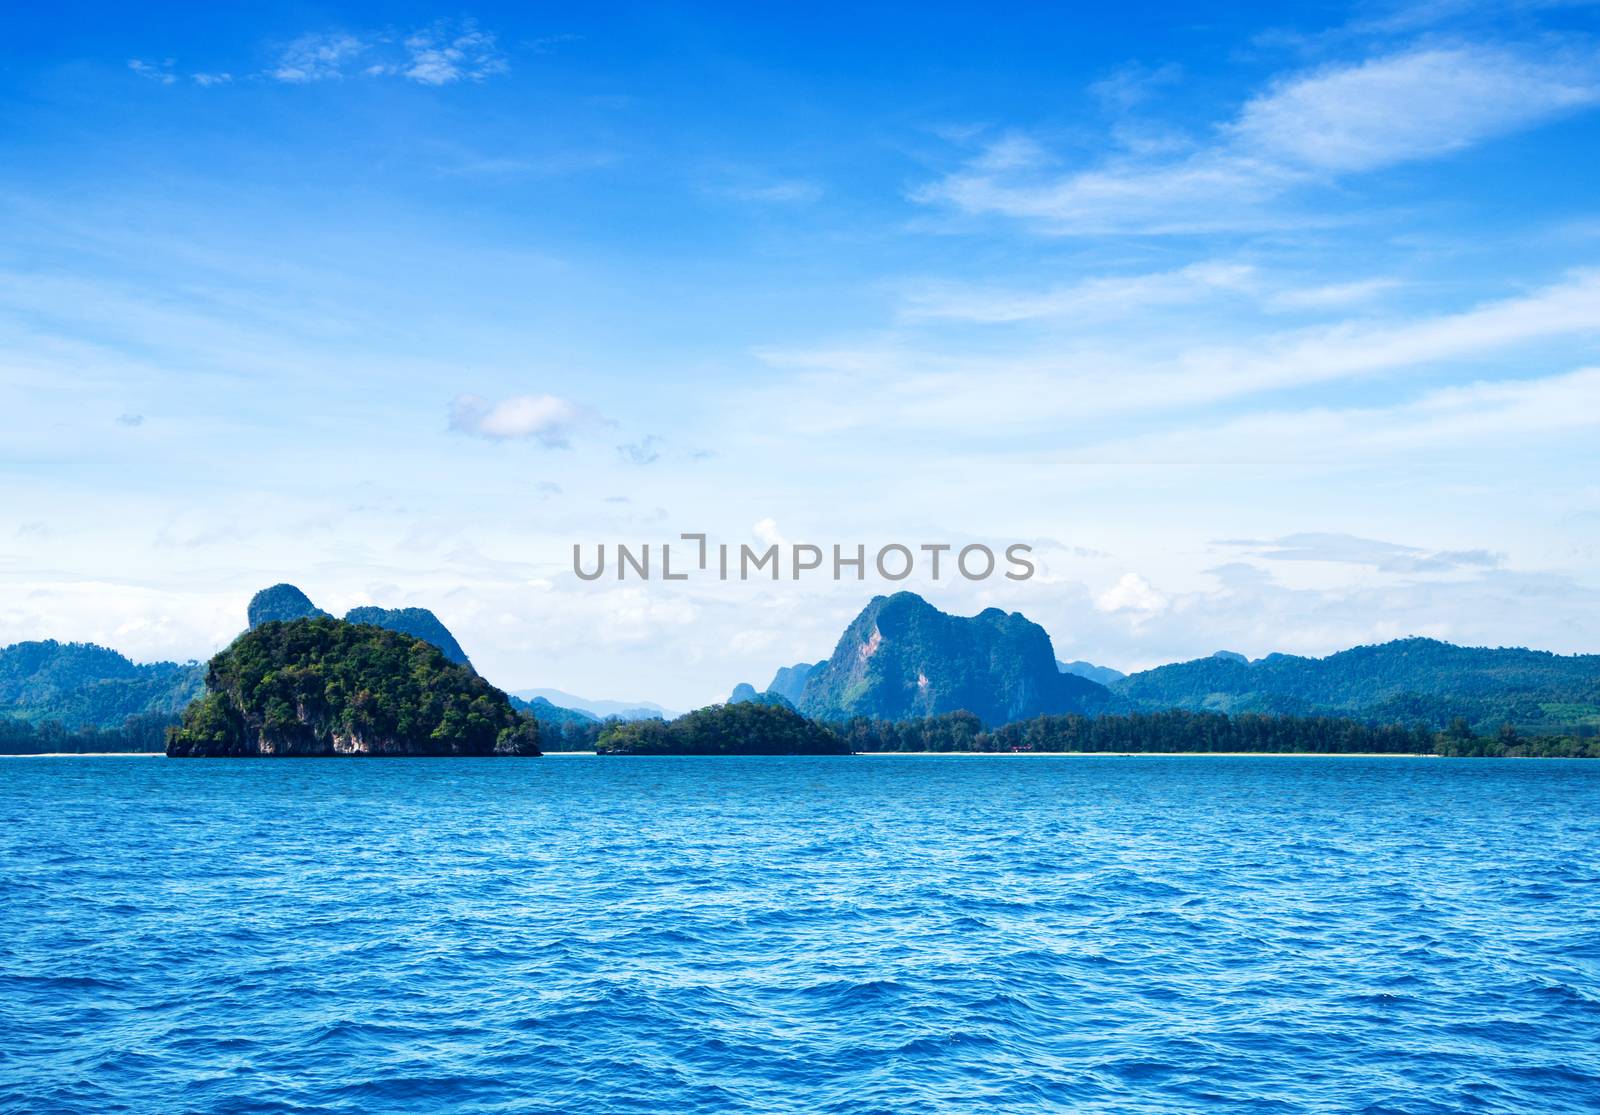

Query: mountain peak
[799,594,1112,725]
[247,584,329,628]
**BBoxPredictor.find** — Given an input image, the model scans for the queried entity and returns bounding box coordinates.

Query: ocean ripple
[2,755,1599,1113]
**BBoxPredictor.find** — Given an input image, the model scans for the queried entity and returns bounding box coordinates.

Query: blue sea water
[2,756,1598,1114]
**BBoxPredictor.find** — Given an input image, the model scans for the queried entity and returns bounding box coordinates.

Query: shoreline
[10,751,1581,760]
[0,751,165,758]
[854,751,1439,757]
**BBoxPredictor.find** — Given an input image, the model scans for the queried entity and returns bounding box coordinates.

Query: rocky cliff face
[798,592,1114,725]
[166,617,534,757]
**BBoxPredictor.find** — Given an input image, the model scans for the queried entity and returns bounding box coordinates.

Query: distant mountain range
[1058,659,1126,686]
[0,640,202,731]
[729,594,1600,735]
[510,689,676,721]
[728,662,814,707]
[1111,638,1600,734]
[6,585,1600,752]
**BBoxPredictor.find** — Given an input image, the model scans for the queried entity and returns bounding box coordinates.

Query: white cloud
[900,261,1257,324]
[1066,365,1600,465]
[1224,533,1500,573]
[1095,572,1168,615]
[753,269,1600,432]
[900,264,1404,325]
[402,21,507,85]
[1088,62,1183,111]
[1227,46,1597,172]
[917,45,1600,233]
[753,518,786,548]
[266,21,505,85]
[128,59,176,85]
[448,393,588,446]
[192,72,233,87]
[270,33,367,83]
[1266,277,1401,311]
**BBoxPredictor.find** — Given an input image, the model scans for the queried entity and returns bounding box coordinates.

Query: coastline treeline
[8,703,1598,758]
[596,701,849,755]
[833,709,1600,757]
[836,709,1434,754]
[0,712,176,754]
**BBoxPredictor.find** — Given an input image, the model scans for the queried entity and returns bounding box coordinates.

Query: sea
[3,755,1598,1114]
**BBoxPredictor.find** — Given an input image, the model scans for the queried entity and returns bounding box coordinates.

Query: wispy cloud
[398,20,507,85]
[1063,365,1600,465]
[901,263,1404,324]
[1221,532,1501,573]
[899,261,1257,323]
[1087,62,1183,111]
[448,393,592,446]
[917,44,1600,233]
[127,59,177,85]
[270,32,366,84]
[618,435,665,465]
[1265,277,1401,311]
[266,20,508,85]
[755,269,1600,431]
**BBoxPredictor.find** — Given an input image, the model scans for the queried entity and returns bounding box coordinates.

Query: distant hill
[168,618,535,757]
[511,688,677,721]
[344,606,471,667]
[509,694,598,725]
[799,592,1114,726]
[1058,659,1126,686]
[1114,637,1600,734]
[767,663,814,704]
[0,639,203,733]
[728,663,812,706]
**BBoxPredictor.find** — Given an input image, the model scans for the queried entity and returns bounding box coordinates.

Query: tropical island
[165,618,538,757]
[596,700,850,755]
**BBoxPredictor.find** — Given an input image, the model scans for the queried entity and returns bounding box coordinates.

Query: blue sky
[3,1,1600,706]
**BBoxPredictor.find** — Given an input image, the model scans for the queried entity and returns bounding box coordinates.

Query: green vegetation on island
[343,606,472,667]
[596,701,849,755]
[0,639,203,753]
[250,582,474,667]
[1113,637,1600,736]
[832,709,1598,756]
[166,618,538,757]
[6,585,1600,759]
